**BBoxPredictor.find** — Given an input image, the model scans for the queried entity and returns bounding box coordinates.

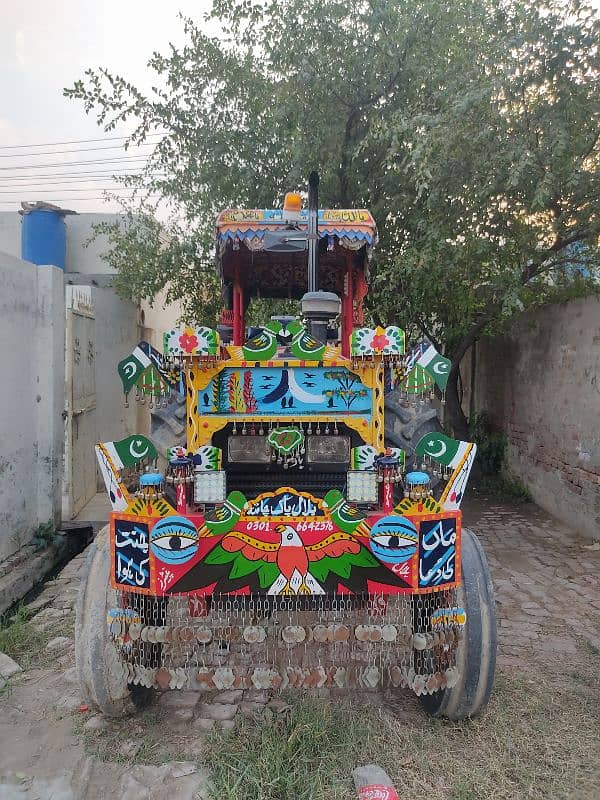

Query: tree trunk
[444,363,469,441]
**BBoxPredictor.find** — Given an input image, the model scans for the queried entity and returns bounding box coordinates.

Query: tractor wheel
[384,393,442,473]
[420,528,497,720]
[150,394,187,460]
[75,525,151,717]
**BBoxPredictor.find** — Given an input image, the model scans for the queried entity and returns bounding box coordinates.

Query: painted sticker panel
[198,367,372,416]
[111,493,461,598]
[113,518,151,590]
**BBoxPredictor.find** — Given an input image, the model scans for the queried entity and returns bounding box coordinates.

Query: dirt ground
[0,497,599,800]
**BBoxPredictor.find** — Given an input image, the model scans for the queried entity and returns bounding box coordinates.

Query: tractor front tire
[420,528,497,720]
[75,525,147,717]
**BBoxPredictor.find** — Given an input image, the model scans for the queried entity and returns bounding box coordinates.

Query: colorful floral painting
[163,325,219,357]
[350,326,405,357]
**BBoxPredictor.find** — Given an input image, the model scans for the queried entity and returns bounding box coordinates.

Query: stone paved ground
[0,498,598,799]
[464,497,600,670]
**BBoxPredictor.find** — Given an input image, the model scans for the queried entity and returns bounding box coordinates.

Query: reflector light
[307,436,350,464]
[228,436,271,463]
[194,470,227,503]
[346,470,378,504]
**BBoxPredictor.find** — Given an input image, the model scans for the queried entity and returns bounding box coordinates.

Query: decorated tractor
[76,175,496,720]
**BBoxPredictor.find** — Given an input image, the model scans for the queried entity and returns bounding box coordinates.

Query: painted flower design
[179,327,199,353]
[371,333,390,352]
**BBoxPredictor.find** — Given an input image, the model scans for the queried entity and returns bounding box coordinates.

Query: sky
[0,0,212,213]
[1,0,599,215]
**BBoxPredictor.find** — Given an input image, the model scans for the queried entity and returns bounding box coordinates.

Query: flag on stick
[416,344,451,391]
[102,435,158,470]
[117,345,151,394]
[415,432,470,468]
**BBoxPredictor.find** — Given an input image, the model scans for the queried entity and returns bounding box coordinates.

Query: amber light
[283,191,302,213]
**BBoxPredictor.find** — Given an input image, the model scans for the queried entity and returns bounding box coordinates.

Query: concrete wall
[467,295,600,539]
[0,252,65,561]
[0,209,143,520]
[0,213,21,261]
[91,285,145,462]
[65,213,122,275]
[141,286,185,350]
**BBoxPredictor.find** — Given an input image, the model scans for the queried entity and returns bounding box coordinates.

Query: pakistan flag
[103,435,158,469]
[417,345,451,391]
[117,345,151,393]
[415,432,473,468]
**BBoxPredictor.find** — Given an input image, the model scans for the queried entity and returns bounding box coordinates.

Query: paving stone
[243,689,270,703]
[192,717,216,731]
[239,700,264,716]
[61,666,78,684]
[0,651,22,679]
[172,708,195,723]
[213,689,243,704]
[157,691,200,709]
[45,636,73,652]
[196,702,238,721]
[84,715,111,731]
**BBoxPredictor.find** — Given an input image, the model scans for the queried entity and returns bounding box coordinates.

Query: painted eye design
[150,516,199,564]
[369,516,418,564]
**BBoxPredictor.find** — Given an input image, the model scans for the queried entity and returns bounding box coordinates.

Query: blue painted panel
[198,367,372,416]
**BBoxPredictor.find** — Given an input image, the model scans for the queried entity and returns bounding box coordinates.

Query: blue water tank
[21,203,73,269]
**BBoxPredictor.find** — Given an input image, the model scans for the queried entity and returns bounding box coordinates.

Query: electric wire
[0,143,157,158]
[0,155,151,171]
[1,170,161,181]
[0,132,165,150]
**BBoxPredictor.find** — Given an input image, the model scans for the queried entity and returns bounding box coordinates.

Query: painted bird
[202,490,246,535]
[220,524,362,595]
[169,520,413,595]
[241,328,278,360]
[323,489,367,534]
[290,326,326,360]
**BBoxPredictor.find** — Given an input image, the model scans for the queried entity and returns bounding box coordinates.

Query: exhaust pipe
[307,171,319,292]
[302,171,340,343]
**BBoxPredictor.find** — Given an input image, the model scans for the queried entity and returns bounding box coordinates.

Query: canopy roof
[216,208,377,297]
[216,208,377,248]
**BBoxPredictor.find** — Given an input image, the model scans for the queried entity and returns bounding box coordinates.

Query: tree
[66,0,600,436]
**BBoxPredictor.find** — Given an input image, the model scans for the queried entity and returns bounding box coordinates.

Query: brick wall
[462,295,600,539]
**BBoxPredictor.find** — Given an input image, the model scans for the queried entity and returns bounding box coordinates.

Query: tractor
[76,174,496,720]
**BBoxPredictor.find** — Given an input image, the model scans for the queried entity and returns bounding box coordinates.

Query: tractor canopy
[216,205,377,354]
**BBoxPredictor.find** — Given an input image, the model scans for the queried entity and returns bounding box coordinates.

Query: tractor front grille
[225,470,346,498]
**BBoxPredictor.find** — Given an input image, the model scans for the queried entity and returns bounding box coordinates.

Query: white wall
[65,213,122,275]
[0,252,65,560]
[141,286,185,350]
[0,212,21,260]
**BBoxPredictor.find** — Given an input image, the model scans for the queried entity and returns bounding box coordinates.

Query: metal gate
[63,285,97,518]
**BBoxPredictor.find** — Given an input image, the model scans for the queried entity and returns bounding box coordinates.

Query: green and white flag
[103,435,157,469]
[117,346,151,394]
[415,432,471,468]
[417,345,451,391]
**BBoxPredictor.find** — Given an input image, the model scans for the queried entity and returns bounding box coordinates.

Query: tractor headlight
[346,470,378,504]
[194,470,227,503]
[307,435,350,464]
[228,435,271,463]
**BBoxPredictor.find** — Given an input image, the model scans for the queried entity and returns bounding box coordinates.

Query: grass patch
[474,473,533,503]
[77,707,186,766]
[0,605,46,669]
[204,695,391,800]
[0,603,74,671]
[202,645,599,800]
